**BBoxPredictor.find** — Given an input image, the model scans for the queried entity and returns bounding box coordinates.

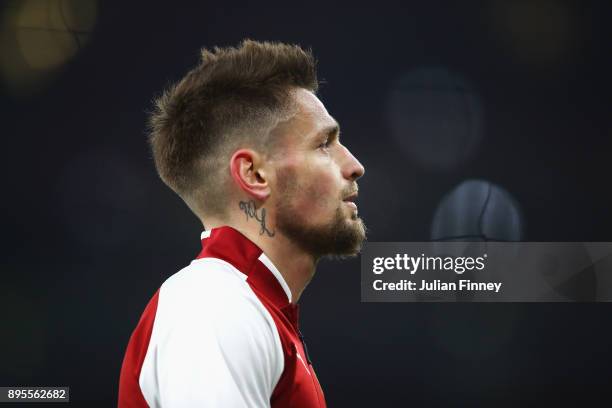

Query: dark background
[1,0,611,406]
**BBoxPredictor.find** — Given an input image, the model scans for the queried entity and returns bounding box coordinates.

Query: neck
[203,216,317,304]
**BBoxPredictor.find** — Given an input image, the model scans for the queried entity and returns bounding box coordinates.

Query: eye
[318,139,331,150]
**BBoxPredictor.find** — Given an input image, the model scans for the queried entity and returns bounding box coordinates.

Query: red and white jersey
[119,226,327,407]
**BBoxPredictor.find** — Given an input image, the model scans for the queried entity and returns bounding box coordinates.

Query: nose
[340,144,365,181]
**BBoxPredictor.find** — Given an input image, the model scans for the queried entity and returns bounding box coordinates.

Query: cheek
[306,177,335,204]
[297,170,339,214]
[276,156,341,215]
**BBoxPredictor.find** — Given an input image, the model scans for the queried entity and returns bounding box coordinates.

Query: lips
[343,192,358,212]
[344,201,358,211]
[343,192,358,202]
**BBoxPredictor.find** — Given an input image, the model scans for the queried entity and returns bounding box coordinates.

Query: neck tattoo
[239,200,276,237]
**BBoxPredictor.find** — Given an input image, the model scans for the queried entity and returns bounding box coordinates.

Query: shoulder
[139,258,285,406]
[164,257,248,290]
[161,257,250,301]
[156,257,273,330]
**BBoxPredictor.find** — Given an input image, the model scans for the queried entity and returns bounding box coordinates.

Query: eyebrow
[318,122,341,141]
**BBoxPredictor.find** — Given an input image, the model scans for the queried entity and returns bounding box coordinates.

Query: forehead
[293,88,330,121]
[281,88,338,142]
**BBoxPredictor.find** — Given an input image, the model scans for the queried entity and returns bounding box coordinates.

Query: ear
[229,149,271,201]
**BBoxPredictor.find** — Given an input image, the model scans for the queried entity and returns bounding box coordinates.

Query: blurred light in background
[0,0,97,97]
[385,67,484,171]
[489,0,576,67]
[431,179,523,242]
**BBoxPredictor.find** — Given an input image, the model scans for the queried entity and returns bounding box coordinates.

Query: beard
[275,171,367,259]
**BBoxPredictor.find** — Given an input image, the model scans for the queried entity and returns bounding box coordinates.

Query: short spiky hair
[148,40,318,218]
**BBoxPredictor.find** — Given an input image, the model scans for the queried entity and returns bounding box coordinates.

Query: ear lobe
[229,149,271,201]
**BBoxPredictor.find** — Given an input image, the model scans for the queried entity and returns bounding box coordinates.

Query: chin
[332,216,367,257]
[276,205,367,258]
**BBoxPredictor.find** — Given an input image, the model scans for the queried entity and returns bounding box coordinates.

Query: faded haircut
[148,39,318,218]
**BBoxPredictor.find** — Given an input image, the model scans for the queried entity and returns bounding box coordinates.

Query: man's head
[272,88,366,258]
[149,40,366,258]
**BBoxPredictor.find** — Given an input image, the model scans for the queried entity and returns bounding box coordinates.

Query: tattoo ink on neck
[239,200,276,237]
